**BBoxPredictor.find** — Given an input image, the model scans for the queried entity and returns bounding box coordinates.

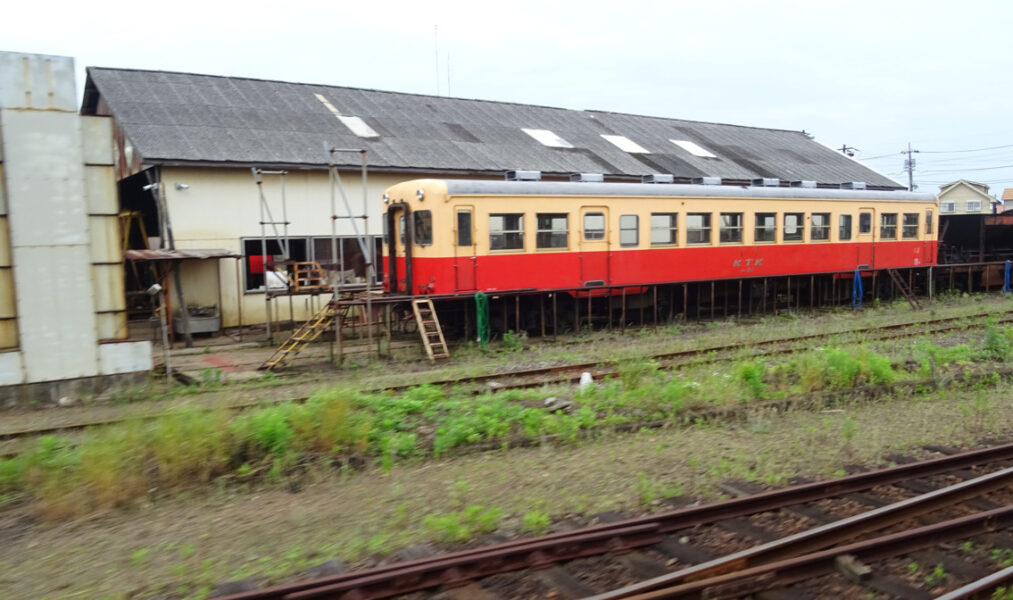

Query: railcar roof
[83,67,903,189]
[441,180,937,203]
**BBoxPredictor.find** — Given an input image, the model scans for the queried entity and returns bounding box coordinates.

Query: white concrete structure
[0,51,151,401]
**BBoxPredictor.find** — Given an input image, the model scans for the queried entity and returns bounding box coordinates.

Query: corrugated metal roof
[83,67,903,188]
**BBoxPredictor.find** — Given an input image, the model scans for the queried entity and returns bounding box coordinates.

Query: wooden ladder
[886,269,921,310]
[412,299,449,362]
[259,302,336,370]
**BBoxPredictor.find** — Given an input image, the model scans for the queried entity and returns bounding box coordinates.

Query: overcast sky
[5,0,1012,195]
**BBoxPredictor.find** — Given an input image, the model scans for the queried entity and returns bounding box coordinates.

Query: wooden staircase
[411,299,449,362]
[259,302,335,370]
[886,269,921,310]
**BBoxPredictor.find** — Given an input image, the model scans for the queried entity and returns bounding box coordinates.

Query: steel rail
[934,565,1013,600]
[587,465,1013,599]
[614,506,1013,600]
[215,443,1013,600]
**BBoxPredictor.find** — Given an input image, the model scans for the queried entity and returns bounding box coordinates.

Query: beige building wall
[938,183,992,215]
[161,166,410,326]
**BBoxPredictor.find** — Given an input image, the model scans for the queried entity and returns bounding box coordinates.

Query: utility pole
[839,145,858,157]
[904,142,920,191]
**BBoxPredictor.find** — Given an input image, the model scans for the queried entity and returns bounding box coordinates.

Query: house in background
[80,66,907,330]
[937,180,998,214]
[1002,187,1013,213]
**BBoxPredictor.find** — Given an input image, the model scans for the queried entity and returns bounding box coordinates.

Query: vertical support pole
[787,277,791,313]
[502,299,507,336]
[738,280,742,317]
[540,294,546,338]
[872,272,878,302]
[552,293,558,340]
[235,258,243,342]
[668,285,674,323]
[652,286,658,327]
[949,266,954,291]
[620,288,626,331]
[968,265,973,293]
[832,275,837,307]
[384,303,392,358]
[682,283,688,322]
[574,291,579,333]
[810,275,814,309]
[763,278,767,313]
[710,281,715,319]
[337,302,344,366]
[587,292,592,331]
[515,296,520,334]
[928,266,934,299]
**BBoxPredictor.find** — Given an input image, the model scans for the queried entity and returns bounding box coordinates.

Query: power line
[920,143,1013,154]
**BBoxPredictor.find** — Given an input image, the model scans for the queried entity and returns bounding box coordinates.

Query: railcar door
[579,207,610,286]
[453,206,477,291]
[856,207,875,269]
[385,204,412,294]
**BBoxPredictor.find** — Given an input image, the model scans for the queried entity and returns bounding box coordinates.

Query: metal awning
[124,249,240,261]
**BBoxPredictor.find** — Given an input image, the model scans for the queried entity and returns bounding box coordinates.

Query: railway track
[212,442,1013,600]
[0,310,1007,452]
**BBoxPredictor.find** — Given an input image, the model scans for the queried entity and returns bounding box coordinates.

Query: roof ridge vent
[506,170,541,181]
[570,173,604,183]
[790,180,817,189]
[840,182,867,190]
[692,177,722,186]
[642,174,674,184]
[751,178,780,187]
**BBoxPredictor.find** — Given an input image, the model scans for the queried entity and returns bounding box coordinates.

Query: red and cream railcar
[381,179,938,296]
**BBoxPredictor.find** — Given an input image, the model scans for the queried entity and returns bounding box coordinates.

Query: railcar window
[926,210,933,234]
[686,213,711,245]
[490,213,524,250]
[839,215,853,241]
[584,213,605,241]
[536,213,568,249]
[399,215,406,244]
[650,213,678,245]
[620,215,639,247]
[413,210,433,246]
[811,213,830,241]
[880,213,897,239]
[719,213,743,243]
[859,212,872,234]
[754,213,776,242]
[902,213,919,238]
[457,210,472,247]
[783,213,804,242]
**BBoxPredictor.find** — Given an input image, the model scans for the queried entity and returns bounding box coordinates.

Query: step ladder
[292,261,330,292]
[259,302,336,371]
[886,269,921,310]
[411,299,449,362]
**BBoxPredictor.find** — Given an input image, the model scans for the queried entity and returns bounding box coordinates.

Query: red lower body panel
[387,241,937,295]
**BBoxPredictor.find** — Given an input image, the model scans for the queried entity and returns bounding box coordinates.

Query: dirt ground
[1,381,1010,600]
[3,297,1013,599]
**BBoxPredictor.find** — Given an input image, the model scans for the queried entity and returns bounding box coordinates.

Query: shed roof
[82,67,902,188]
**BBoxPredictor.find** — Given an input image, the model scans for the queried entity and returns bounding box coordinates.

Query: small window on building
[584,212,605,241]
[620,214,639,247]
[686,213,711,245]
[940,202,955,213]
[784,213,804,242]
[859,212,872,234]
[243,238,309,292]
[839,214,853,241]
[811,213,830,241]
[902,213,919,238]
[966,200,982,212]
[414,210,432,246]
[880,213,897,239]
[490,213,524,250]
[650,213,678,245]
[398,214,406,244]
[457,210,472,247]
[926,210,933,234]
[312,236,382,285]
[754,213,776,242]
[719,212,743,243]
[536,213,568,249]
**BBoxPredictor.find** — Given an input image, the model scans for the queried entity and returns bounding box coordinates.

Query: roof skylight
[670,139,717,158]
[522,128,574,148]
[601,134,649,154]
[314,93,379,139]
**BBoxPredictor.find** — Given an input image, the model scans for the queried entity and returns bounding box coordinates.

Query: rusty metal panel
[0,52,77,112]
[0,216,9,266]
[84,166,117,215]
[98,341,152,375]
[80,117,114,166]
[0,268,13,318]
[91,263,125,312]
[89,216,121,264]
[13,245,99,382]
[0,351,24,385]
[95,312,127,340]
[1,111,88,247]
